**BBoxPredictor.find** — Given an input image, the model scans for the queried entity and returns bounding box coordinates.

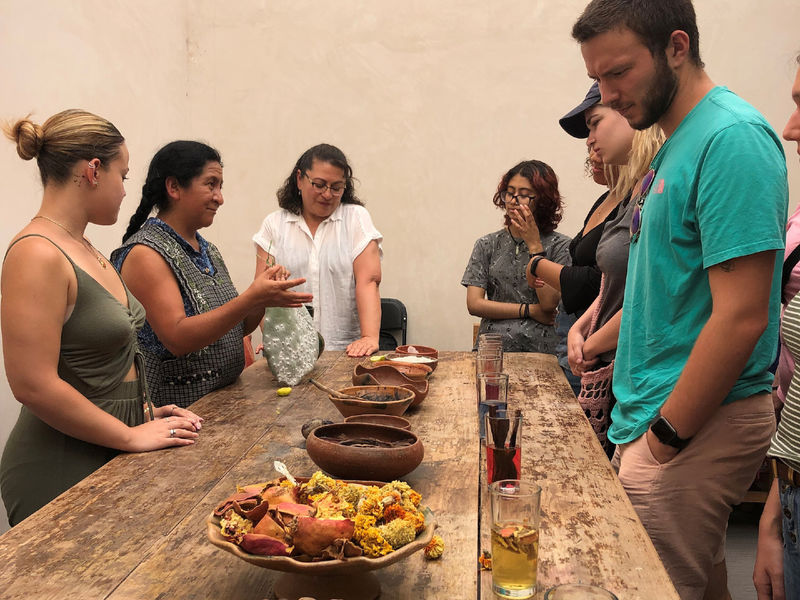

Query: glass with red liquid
[485,409,522,484]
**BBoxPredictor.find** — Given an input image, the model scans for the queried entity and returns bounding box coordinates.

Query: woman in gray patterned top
[112,141,313,407]
[462,160,571,353]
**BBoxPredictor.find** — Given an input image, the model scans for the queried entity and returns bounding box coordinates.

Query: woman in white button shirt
[253,144,382,357]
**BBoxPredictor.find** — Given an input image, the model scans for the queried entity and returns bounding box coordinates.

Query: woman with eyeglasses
[253,144,382,357]
[461,160,571,353]
[112,141,312,409]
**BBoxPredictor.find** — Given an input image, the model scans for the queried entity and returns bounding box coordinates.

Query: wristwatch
[649,415,691,450]
[529,254,546,277]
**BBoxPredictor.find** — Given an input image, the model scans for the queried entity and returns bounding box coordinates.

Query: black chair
[379,298,407,350]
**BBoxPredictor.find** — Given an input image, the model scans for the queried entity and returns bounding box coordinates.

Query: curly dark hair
[492,160,563,235]
[276,143,362,215]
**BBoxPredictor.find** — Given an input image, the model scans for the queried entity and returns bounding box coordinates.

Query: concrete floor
[727,503,764,600]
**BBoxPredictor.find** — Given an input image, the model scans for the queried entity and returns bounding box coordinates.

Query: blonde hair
[2,109,124,186]
[608,125,665,199]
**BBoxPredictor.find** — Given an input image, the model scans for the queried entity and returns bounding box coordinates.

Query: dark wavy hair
[572,0,703,68]
[276,143,362,215]
[492,160,563,235]
[122,141,222,241]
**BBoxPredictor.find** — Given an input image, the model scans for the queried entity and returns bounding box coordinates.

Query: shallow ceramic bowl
[384,352,439,373]
[360,359,432,381]
[344,414,412,430]
[352,364,429,407]
[395,344,439,359]
[329,385,415,418]
[306,423,424,481]
[207,476,436,598]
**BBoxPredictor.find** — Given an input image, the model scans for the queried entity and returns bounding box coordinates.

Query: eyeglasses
[499,191,536,207]
[303,173,346,196]
[630,168,656,243]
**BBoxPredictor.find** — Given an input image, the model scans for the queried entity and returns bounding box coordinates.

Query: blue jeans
[780,481,800,597]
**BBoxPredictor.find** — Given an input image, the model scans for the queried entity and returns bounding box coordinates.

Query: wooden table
[0,351,678,599]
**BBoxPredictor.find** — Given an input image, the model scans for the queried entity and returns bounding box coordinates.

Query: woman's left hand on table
[346,336,379,357]
[154,404,203,431]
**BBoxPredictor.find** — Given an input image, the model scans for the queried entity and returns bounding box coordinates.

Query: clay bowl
[329,385,415,418]
[361,359,432,381]
[344,414,412,430]
[385,352,439,373]
[395,344,439,359]
[206,476,436,599]
[306,423,424,481]
[352,364,429,407]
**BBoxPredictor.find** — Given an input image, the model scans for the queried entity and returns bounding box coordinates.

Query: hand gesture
[250,265,313,308]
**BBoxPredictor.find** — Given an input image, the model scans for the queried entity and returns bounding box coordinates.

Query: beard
[629,55,679,130]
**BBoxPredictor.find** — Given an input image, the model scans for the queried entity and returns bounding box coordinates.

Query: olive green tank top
[7,234,147,398]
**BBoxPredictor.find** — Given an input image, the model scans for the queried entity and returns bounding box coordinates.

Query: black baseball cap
[559,81,601,139]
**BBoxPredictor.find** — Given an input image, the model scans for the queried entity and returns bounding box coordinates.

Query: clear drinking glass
[485,410,522,484]
[478,372,509,437]
[489,480,541,599]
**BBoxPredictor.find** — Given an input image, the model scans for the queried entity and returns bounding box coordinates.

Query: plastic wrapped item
[260,307,324,386]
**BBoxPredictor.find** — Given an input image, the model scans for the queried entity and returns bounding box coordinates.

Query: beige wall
[0,1,798,531]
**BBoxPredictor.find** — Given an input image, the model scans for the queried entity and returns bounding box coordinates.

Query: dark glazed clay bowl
[352,364,429,407]
[384,353,439,373]
[360,360,432,381]
[395,344,439,359]
[329,385,415,418]
[344,414,412,430]
[306,423,424,481]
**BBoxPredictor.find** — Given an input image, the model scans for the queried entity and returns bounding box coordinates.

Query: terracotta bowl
[385,352,439,373]
[344,414,412,430]
[306,423,424,481]
[360,360,432,380]
[329,385,415,418]
[352,364,429,407]
[395,344,439,359]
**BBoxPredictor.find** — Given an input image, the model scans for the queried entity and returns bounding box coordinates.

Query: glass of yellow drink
[489,480,541,599]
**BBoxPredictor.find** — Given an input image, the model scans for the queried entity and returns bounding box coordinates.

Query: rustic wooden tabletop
[0,351,677,600]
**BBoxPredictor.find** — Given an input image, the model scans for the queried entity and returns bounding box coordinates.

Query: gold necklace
[32,215,108,269]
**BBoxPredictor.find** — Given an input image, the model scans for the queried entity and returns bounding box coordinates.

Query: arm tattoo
[719,260,735,272]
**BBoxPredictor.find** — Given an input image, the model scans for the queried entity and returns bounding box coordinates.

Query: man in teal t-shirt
[572,1,788,598]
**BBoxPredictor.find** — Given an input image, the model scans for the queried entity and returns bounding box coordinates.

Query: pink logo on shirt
[654,179,665,194]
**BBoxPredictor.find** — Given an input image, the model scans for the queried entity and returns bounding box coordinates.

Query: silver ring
[169,429,176,437]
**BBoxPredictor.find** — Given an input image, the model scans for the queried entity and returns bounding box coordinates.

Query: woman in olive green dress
[0,110,202,526]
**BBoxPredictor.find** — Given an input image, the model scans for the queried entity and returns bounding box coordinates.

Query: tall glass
[485,410,522,484]
[478,373,508,437]
[489,480,541,599]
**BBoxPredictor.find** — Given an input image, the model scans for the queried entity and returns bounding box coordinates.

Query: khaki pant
[612,393,775,600]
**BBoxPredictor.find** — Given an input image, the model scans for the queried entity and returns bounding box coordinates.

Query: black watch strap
[649,415,691,450]
[530,255,546,277]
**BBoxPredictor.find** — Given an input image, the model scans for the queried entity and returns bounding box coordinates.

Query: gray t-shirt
[461,228,572,353]
[594,193,634,363]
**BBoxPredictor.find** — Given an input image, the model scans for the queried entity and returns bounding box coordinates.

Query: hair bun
[9,118,44,160]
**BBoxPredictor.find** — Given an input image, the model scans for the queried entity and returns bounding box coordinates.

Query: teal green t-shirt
[609,86,788,445]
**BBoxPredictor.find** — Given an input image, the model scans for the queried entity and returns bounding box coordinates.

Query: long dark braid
[122,140,222,242]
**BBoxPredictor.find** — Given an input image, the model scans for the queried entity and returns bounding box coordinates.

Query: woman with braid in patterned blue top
[112,141,312,408]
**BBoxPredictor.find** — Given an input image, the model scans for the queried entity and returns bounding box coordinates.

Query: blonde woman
[0,110,201,526]
[562,123,665,455]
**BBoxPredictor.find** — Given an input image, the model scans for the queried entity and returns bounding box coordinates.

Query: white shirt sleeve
[252,212,278,259]
[348,205,383,262]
